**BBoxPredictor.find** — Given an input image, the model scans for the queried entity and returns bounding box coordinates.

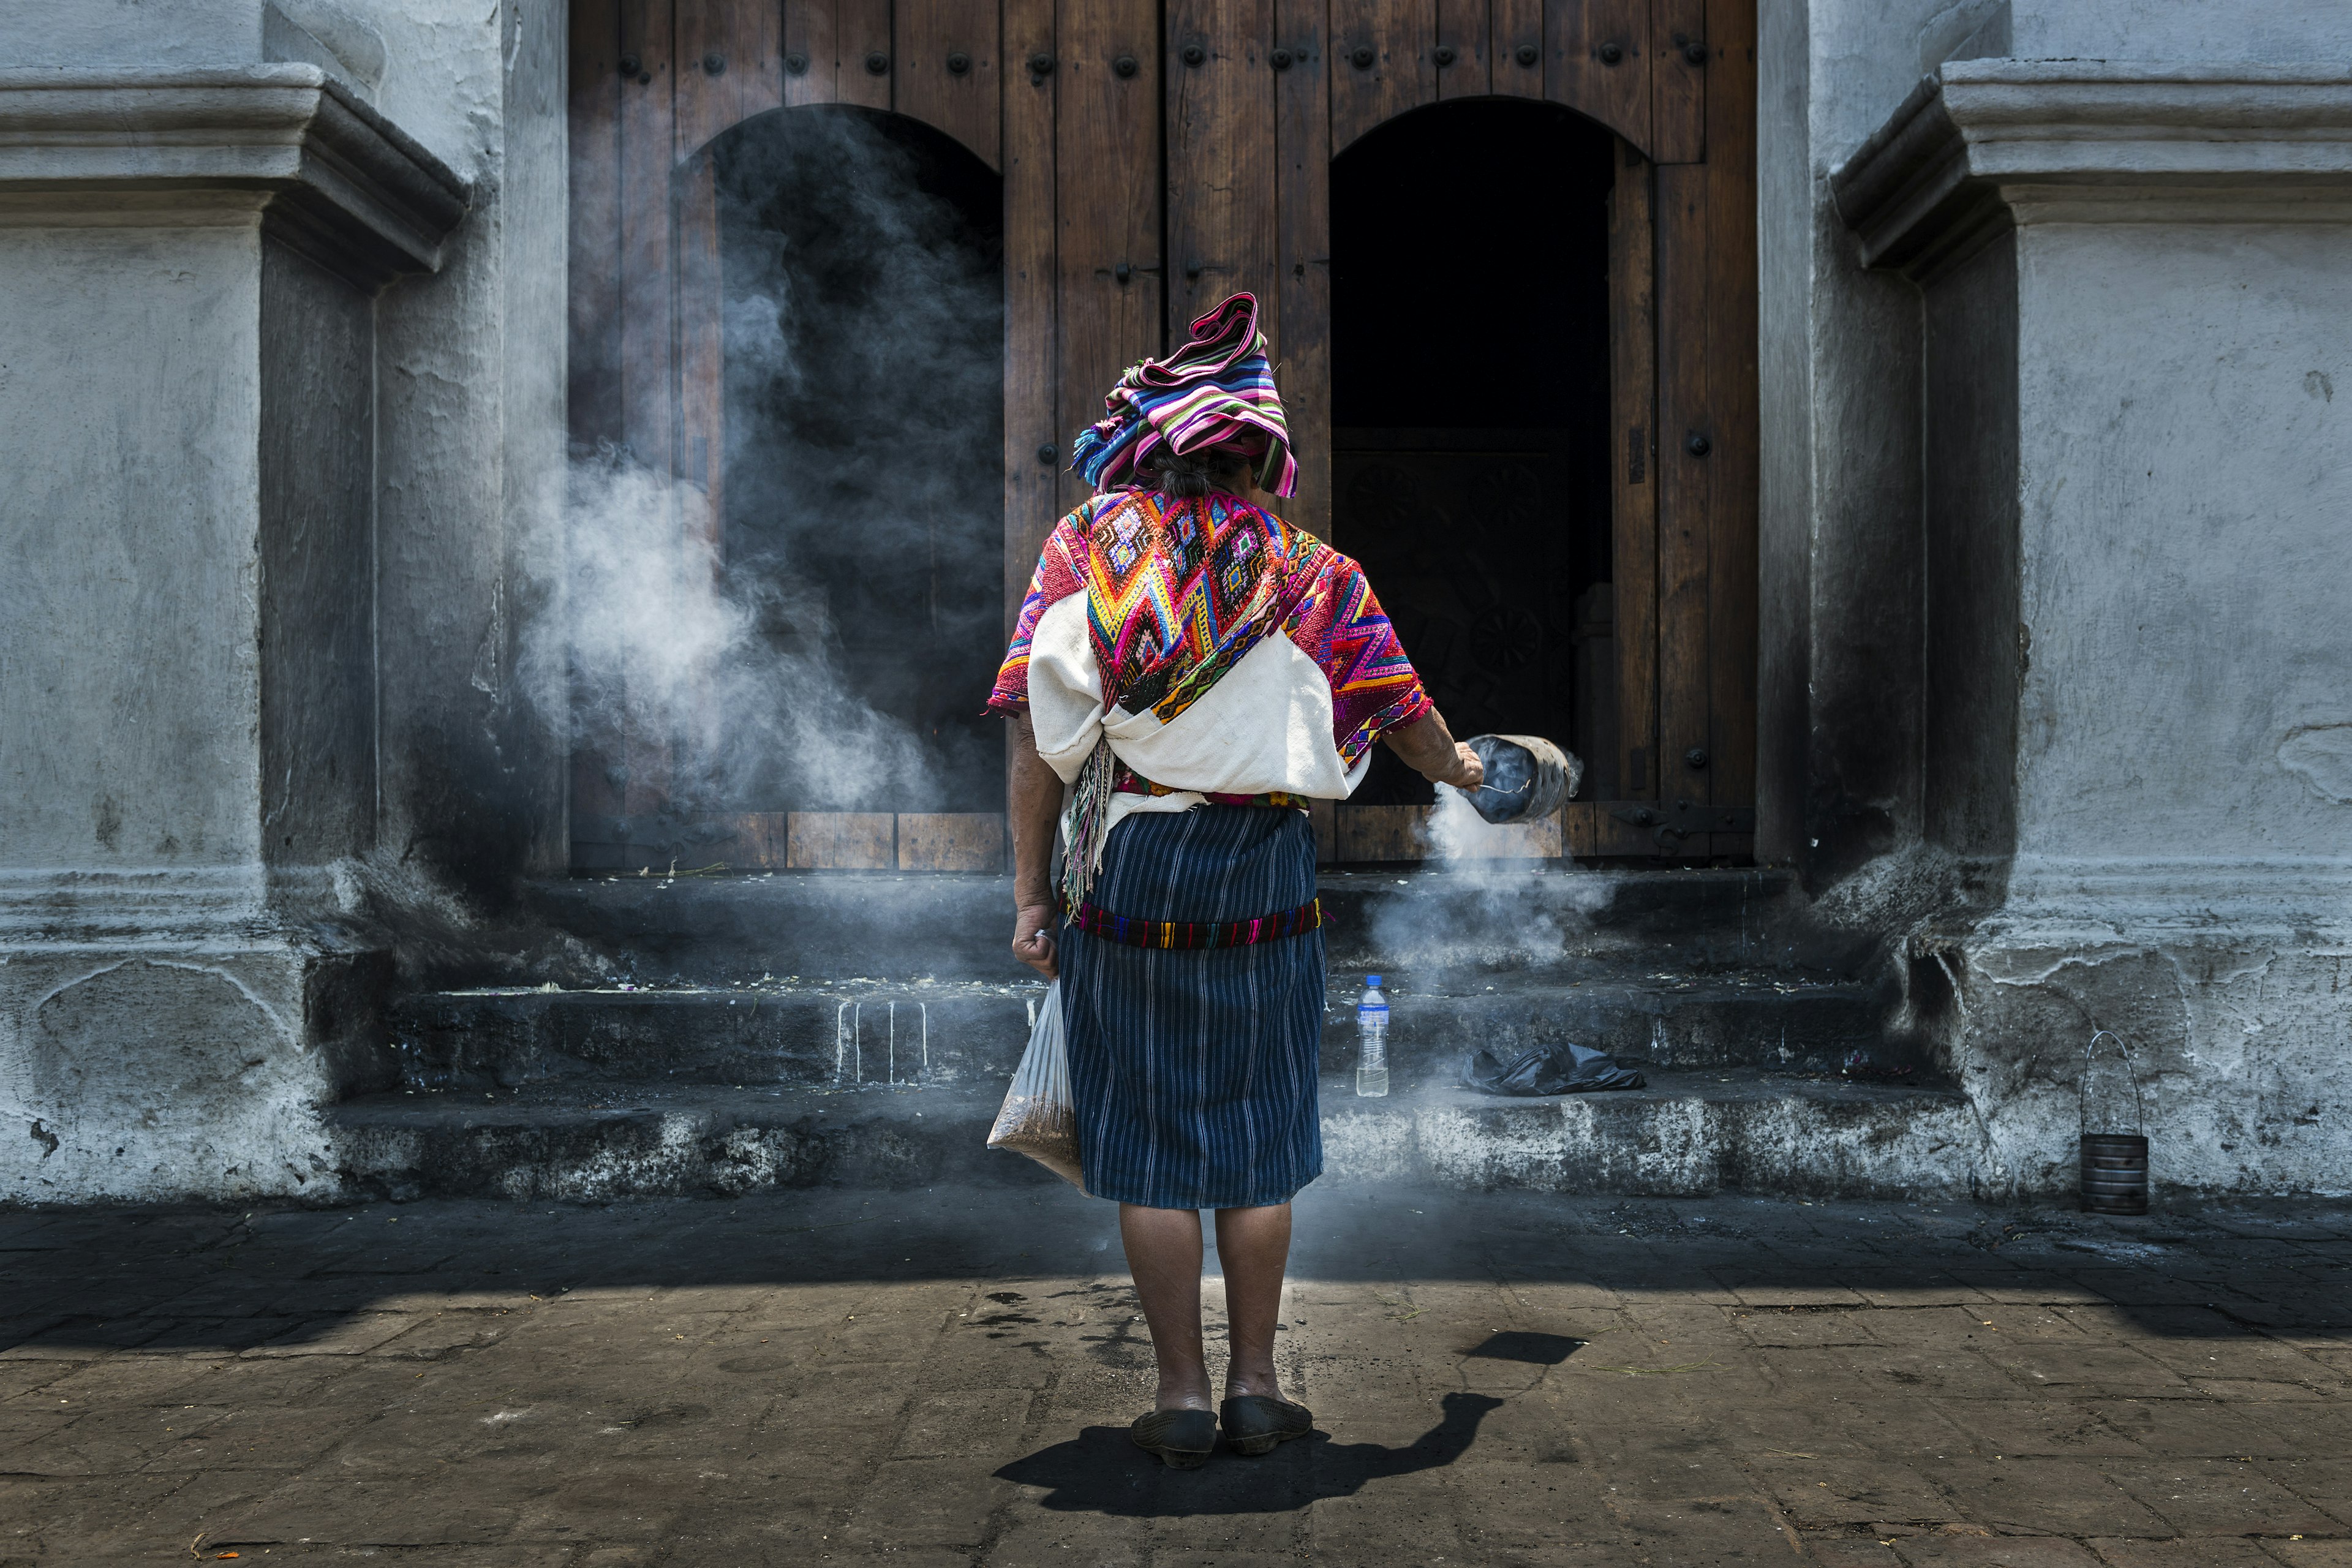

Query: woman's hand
[1435,741,1485,792]
[1007,712,1064,980]
[1383,709,1484,791]
[1012,895,1059,979]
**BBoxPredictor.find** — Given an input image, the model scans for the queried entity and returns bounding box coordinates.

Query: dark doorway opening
[1330,100,1616,807]
[712,107,1006,817]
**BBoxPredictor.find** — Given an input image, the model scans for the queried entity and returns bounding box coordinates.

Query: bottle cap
[1366,974,1382,988]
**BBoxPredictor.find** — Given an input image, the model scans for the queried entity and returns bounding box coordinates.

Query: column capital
[1834,61,2352,280]
[0,65,469,290]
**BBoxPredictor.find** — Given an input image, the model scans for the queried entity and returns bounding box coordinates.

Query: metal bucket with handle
[2079,1028,2149,1215]
[1459,734,1582,825]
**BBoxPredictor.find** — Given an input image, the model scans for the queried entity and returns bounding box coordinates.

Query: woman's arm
[1384,708,1486,791]
[1008,713,1063,979]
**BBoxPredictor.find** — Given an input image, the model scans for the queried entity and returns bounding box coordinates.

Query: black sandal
[1129,1407,1218,1469]
[1219,1394,1313,1457]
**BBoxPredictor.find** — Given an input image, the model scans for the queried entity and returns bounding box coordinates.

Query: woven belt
[1068,896,1322,950]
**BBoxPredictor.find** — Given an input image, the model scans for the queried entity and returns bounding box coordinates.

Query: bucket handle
[2079,1028,2146,1138]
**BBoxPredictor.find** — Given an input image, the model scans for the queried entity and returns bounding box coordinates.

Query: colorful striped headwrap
[1069,292,1298,499]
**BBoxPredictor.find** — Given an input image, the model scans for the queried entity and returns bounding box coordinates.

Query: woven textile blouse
[989,490,1432,858]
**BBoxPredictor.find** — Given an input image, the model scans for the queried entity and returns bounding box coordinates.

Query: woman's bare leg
[1214,1203,1294,1400]
[1119,1203,1212,1411]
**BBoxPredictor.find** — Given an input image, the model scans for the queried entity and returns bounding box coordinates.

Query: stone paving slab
[0,1188,2345,1565]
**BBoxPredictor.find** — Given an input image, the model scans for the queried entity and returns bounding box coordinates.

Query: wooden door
[565,0,1755,871]
[1260,0,1757,860]
[1124,0,1768,860]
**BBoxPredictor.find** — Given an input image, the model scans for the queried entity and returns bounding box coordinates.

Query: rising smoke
[1365,785,1617,971]
[526,107,1006,832]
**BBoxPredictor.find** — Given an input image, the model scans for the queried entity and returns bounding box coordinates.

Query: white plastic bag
[987,984,1083,1188]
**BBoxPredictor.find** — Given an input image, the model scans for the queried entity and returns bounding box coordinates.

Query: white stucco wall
[2008,0,2352,64]
[0,214,355,1204]
[1762,0,2352,873]
[1758,0,1981,872]
[0,0,263,67]
[370,0,571,881]
[0,0,564,1203]
[2015,221,2352,863]
[1769,2,2352,1196]
[0,223,265,872]
[1958,210,2352,1200]
[358,1,508,180]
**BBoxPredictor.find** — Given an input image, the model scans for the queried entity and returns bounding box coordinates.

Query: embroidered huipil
[989,490,1432,888]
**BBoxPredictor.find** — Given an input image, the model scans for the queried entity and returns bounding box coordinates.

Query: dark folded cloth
[1463,1042,1646,1096]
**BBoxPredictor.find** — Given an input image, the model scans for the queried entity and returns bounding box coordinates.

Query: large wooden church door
[1244,0,1759,862]
[565,0,1755,871]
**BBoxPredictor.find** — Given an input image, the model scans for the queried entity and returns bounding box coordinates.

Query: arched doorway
[1330,100,1618,826]
[706,107,1005,827]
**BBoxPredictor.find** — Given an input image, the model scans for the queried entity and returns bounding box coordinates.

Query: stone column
[0,68,466,1200]
[1836,61,2352,1194]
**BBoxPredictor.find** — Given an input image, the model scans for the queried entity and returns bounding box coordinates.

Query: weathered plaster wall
[1951,938,2352,1199]
[258,242,377,878]
[2006,0,2352,64]
[5,953,345,1204]
[1956,213,2352,1198]
[1752,0,1812,868]
[0,218,377,1202]
[1757,0,1966,876]
[0,0,397,94]
[0,224,265,872]
[0,0,575,905]
[2012,221,2352,864]
[0,13,552,1201]
[1805,32,2352,1196]
[0,1,263,67]
[369,0,571,897]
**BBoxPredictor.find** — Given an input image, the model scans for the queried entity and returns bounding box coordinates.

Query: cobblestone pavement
[1,1185,2348,1566]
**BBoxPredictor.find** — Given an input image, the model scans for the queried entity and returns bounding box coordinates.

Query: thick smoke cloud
[523,107,1005,834]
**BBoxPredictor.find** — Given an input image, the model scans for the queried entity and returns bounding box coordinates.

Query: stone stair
[327,867,1994,1202]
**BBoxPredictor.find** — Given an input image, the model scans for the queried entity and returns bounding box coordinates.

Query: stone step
[1327,974,1898,1080]
[323,1069,1983,1204]
[328,1081,1022,1203]
[389,982,1034,1095]
[386,969,1903,1096]
[1324,1076,1987,1200]
[504,865,1819,988]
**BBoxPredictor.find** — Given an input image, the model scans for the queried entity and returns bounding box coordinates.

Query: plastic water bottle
[1355,976,1390,1098]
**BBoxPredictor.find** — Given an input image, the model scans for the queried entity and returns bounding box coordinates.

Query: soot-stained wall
[372,0,570,901]
[1921,236,2019,865]
[260,242,378,880]
[1754,0,1948,883]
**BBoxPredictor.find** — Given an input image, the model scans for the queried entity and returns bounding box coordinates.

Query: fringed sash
[1058,739,1120,910]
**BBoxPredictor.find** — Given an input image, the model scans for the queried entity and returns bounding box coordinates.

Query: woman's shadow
[995,1390,1504,1517]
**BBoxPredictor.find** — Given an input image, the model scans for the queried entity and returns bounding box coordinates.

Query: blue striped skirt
[1060,805,1325,1210]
